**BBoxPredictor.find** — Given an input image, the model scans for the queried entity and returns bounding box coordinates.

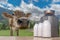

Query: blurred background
[0,0,60,36]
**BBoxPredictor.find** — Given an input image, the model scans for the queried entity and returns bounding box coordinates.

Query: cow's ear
[25,13,31,17]
[2,12,13,18]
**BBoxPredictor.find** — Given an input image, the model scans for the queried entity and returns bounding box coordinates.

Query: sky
[8,0,52,8]
[0,0,60,16]
[0,0,60,20]
[7,0,60,8]
[0,0,60,9]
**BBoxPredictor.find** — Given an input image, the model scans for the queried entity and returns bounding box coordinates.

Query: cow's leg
[10,27,13,36]
[16,29,19,36]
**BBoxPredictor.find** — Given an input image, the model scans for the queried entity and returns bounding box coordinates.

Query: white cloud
[7,3,14,10]
[0,0,15,10]
[50,4,60,10]
[20,0,43,14]
[7,3,13,7]
[0,4,4,8]
[13,7,22,11]
[49,4,60,15]
[39,4,60,15]
[53,0,60,2]
[0,0,8,4]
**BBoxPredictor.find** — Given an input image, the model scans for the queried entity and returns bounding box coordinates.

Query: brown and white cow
[2,10,31,36]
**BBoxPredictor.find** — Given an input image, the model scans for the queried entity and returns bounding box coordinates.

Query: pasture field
[0,29,33,36]
[0,29,60,36]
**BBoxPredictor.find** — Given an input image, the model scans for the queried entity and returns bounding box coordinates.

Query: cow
[2,10,31,36]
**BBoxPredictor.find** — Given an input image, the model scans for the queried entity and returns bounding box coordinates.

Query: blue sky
[32,0,52,8]
[0,0,60,16]
[8,0,21,6]
[0,0,60,15]
[0,0,60,10]
[7,0,53,8]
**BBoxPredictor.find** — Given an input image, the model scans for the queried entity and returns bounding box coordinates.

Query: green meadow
[0,29,33,36]
[0,28,60,36]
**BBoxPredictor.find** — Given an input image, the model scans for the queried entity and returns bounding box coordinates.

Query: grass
[0,29,60,36]
[0,29,33,36]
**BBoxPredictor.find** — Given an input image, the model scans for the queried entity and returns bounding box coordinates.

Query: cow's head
[2,10,31,29]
